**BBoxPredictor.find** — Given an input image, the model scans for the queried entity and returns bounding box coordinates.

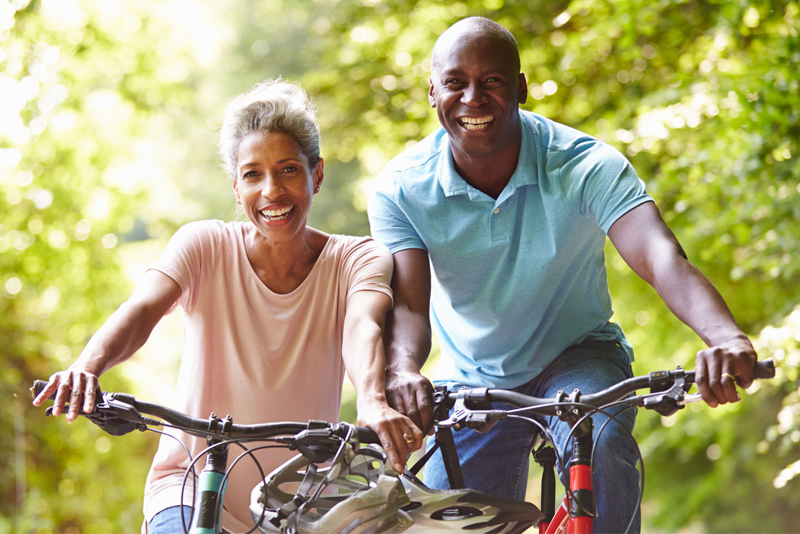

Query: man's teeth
[260,206,293,220]
[460,117,493,130]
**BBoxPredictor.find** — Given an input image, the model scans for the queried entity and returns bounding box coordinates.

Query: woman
[33,80,422,532]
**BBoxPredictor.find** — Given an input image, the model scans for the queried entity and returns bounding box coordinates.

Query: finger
[33,379,59,406]
[415,385,434,434]
[379,427,404,473]
[719,367,740,404]
[386,389,407,417]
[66,373,86,423]
[53,376,74,417]
[84,375,99,413]
[694,354,717,408]
[705,351,728,406]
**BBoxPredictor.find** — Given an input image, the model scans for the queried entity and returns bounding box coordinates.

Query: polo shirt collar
[437,112,538,199]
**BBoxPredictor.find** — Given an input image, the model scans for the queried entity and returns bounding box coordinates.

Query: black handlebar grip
[355,426,381,444]
[753,359,775,380]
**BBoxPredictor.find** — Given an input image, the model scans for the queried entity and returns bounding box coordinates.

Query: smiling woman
[32,79,421,533]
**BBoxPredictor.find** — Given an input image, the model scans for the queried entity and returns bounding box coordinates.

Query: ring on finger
[403,432,414,444]
[721,372,736,381]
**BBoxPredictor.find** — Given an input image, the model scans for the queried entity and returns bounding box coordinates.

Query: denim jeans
[424,340,641,534]
[148,506,193,534]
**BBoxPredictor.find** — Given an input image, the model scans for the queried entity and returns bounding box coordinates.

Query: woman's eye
[282,166,298,173]
[242,171,258,179]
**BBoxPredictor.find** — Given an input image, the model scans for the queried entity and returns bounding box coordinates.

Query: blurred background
[2,0,799,532]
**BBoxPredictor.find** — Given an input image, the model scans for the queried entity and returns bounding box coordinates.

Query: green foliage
[3,0,798,532]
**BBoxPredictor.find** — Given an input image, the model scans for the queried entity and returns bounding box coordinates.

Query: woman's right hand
[32,368,100,423]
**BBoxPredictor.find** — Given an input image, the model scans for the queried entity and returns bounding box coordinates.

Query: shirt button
[493,208,500,214]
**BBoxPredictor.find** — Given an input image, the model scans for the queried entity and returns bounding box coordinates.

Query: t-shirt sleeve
[368,171,427,253]
[559,140,653,233]
[148,221,221,313]
[341,237,394,305]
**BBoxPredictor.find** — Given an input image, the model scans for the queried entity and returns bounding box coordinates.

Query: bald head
[431,17,520,76]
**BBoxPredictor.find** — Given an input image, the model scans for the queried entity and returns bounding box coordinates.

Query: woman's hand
[32,368,100,423]
[357,398,423,473]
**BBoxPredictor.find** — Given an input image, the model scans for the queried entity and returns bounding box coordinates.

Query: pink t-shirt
[141,220,393,531]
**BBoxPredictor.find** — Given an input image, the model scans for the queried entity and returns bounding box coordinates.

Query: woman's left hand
[357,398,423,473]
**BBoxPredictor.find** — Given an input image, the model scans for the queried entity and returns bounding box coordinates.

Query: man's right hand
[385,367,434,432]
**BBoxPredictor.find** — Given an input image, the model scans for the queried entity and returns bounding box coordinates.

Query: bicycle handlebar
[444,359,775,417]
[30,380,380,444]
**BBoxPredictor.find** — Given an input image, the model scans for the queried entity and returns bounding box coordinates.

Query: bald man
[368,17,758,533]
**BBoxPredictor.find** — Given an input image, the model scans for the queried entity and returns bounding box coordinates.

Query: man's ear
[428,78,436,108]
[518,73,528,105]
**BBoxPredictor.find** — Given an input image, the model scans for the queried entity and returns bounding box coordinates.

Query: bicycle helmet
[249,438,543,533]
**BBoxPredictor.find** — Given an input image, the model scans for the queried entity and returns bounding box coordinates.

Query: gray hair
[219,79,321,178]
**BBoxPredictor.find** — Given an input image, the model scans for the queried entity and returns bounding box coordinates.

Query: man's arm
[383,248,435,430]
[607,201,758,407]
[32,270,181,421]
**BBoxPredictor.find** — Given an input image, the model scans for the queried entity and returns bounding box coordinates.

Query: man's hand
[385,367,434,432]
[695,336,758,407]
[357,398,423,473]
[32,368,100,423]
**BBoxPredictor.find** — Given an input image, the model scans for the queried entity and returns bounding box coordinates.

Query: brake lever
[45,393,153,436]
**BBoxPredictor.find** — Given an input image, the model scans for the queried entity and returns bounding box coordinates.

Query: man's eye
[445,79,463,86]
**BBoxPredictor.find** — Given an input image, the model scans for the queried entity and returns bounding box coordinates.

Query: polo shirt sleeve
[559,140,653,233]
[368,171,428,253]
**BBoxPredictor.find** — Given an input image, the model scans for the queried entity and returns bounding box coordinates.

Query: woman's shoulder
[175,219,242,245]
[326,234,390,257]
[323,234,392,277]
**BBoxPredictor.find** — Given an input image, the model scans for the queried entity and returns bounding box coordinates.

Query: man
[367,17,758,533]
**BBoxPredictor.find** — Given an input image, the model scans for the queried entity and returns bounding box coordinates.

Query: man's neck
[450,127,522,200]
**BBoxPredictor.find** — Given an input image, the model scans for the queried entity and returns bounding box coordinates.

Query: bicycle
[32,358,775,534]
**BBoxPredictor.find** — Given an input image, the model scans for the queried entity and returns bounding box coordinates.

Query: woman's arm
[608,201,758,407]
[342,289,422,473]
[32,269,181,422]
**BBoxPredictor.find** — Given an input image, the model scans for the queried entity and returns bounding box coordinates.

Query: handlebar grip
[753,359,775,380]
[31,380,54,400]
[355,426,380,444]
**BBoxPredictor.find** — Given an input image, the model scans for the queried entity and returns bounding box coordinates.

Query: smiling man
[368,17,758,534]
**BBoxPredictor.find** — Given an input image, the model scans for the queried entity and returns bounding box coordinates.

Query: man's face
[428,33,527,160]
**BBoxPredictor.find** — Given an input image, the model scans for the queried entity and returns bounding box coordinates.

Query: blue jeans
[424,340,641,534]
[148,506,193,534]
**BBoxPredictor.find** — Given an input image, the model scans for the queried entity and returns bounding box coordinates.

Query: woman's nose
[261,174,284,199]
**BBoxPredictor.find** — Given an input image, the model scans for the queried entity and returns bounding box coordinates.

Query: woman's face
[233,131,323,244]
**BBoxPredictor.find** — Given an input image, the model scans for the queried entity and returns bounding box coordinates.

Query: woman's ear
[232,179,240,204]
[313,158,324,193]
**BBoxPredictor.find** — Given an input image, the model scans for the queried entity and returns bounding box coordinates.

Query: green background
[2,0,799,532]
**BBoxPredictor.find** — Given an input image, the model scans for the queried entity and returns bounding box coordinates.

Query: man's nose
[461,83,487,106]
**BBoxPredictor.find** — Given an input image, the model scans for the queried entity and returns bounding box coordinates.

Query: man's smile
[458,116,494,131]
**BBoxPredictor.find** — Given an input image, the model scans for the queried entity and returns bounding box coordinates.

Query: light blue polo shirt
[368,110,653,389]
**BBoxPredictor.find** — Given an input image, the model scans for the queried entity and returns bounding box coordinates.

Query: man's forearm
[651,255,747,347]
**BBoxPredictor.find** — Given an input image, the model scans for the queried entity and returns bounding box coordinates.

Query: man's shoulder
[379,128,447,181]
[520,110,600,152]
